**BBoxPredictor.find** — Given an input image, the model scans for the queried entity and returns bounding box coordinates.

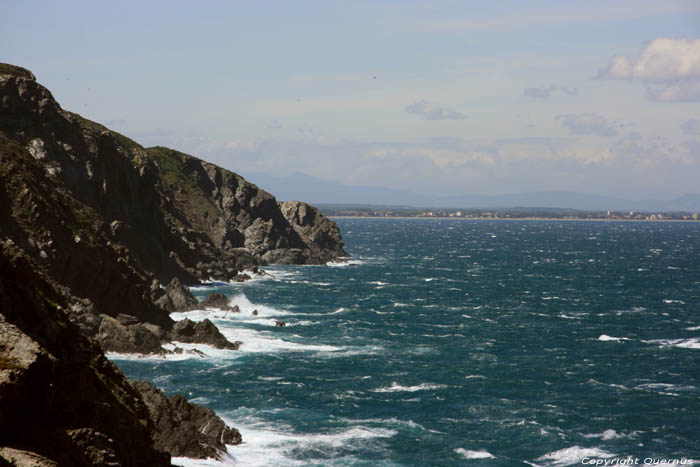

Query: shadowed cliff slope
[0,63,346,288]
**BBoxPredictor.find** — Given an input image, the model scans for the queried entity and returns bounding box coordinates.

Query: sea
[109,219,700,466]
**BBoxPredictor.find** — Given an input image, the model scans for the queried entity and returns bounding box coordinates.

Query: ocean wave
[583,429,629,440]
[642,337,700,350]
[172,293,293,322]
[454,448,495,459]
[597,335,630,342]
[326,258,364,267]
[372,382,447,393]
[206,415,398,467]
[535,446,615,466]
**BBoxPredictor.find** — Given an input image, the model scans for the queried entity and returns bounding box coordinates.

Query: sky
[2,0,700,200]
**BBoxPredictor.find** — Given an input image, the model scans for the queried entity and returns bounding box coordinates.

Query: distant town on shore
[320,205,700,221]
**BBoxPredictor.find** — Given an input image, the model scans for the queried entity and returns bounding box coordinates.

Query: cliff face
[0,63,347,342]
[0,63,349,463]
[0,64,346,291]
[0,241,171,467]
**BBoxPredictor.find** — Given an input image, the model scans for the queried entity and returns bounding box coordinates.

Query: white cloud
[599,38,700,102]
[523,86,578,99]
[405,100,466,120]
[681,119,700,135]
[556,113,618,137]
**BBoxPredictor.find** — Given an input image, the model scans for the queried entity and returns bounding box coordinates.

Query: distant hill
[242,172,700,212]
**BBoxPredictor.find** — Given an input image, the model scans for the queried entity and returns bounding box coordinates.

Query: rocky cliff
[0,62,347,347]
[0,63,349,464]
[0,241,171,466]
[0,63,346,289]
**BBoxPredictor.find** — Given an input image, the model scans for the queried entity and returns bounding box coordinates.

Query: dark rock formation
[132,381,241,459]
[0,61,347,348]
[275,320,287,327]
[201,292,232,309]
[170,318,240,350]
[155,277,198,313]
[96,315,165,354]
[0,241,170,466]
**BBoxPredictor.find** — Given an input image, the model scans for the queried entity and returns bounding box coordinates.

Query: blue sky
[3,0,700,199]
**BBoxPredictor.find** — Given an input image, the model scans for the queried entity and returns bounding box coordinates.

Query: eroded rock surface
[132,380,242,459]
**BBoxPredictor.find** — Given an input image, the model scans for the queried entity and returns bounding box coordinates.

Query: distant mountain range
[242,172,700,212]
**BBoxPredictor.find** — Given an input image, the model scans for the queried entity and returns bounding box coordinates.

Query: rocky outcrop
[279,200,348,263]
[170,318,240,350]
[0,241,170,467]
[132,381,242,459]
[0,64,347,291]
[0,62,346,347]
[96,315,165,354]
[201,292,236,310]
[154,277,198,313]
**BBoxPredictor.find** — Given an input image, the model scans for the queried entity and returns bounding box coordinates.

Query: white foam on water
[106,343,217,362]
[328,307,349,314]
[214,416,397,467]
[327,258,364,267]
[172,293,293,323]
[372,382,447,393]
[218,326,341,354]
[454,448,495,459]
[663,299,686,304]
[535,446,615,466]
[583,429,625,440]
[634,382,696,396]
[597,335,630,342]
[685,325,700,331]
[643,337,700,350]
[171,452,237,467]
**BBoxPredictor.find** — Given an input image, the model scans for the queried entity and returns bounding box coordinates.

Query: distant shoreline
[329,216,700,223]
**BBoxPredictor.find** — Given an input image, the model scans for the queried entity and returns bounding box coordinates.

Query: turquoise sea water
[111,219,700,466]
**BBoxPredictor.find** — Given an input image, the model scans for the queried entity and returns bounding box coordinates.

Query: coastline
[329,216,700,223]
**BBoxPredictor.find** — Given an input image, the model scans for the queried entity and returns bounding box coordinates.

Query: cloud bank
[556,113,618,137]
[681,119,700,135]
[405,101,466,120]
[599,38,700,102]
[523,85,578,99]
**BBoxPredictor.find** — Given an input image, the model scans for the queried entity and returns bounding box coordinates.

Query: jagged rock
[132,380,242,459]
[0,242,170,467]
[96,314,165,354]
[252,309,258,316]
[170,318,240,349]
[231,273,251,282]
[155,277,198,312]
[275,320,286,327]
[201,292,231,309]
[279,200,348,263]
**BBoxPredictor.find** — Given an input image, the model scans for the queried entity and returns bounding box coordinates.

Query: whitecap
[326,258,364,267]
[217,327,341,354]
[372,382,447,393]
[454,448,495,459]
[643,338,700,350]
[597,335,630,342]
[172,293,293,322]
[583,429,625,440]
[213,415,396,467]
[663,299,686,304]
[535,446,615,466]
[685,325,700,331]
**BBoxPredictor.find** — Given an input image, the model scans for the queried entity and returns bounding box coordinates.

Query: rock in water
[201,292,231,309]
[132,380,242,459]
[170,318,240,349]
